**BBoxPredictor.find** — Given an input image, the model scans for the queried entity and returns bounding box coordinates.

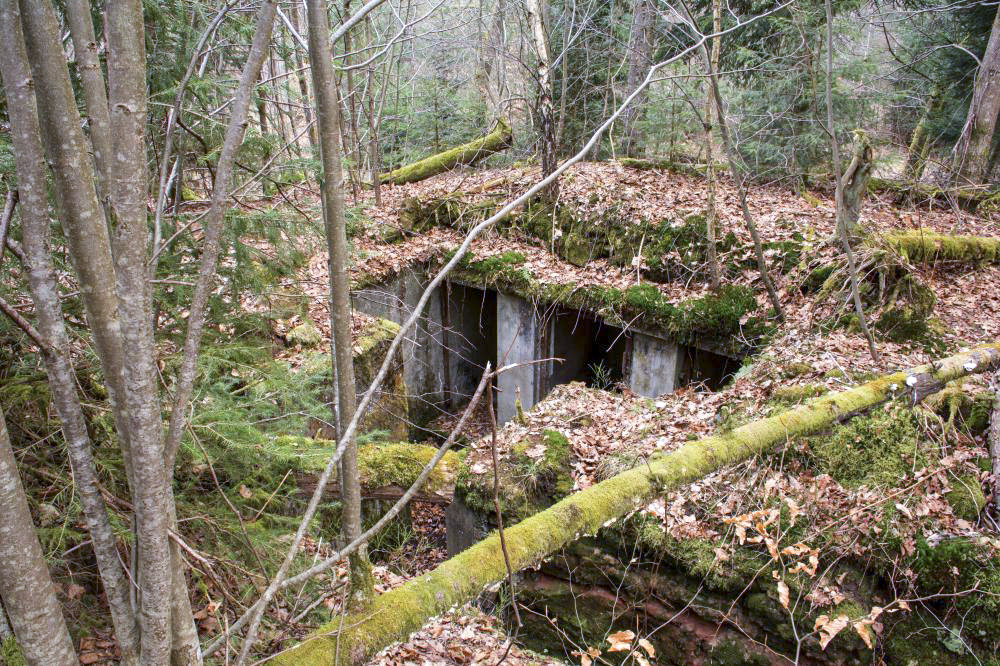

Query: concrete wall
[629,332,681,398]
[352,268,446,422]
[496,293,544,424]
[354,274,712,423]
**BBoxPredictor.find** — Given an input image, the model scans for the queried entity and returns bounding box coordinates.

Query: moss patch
[456,429,574,522]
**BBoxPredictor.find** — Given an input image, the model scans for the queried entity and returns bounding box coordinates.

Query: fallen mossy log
[380,119,512,185]
[868,177,1000,210]
[882,228,1000,264]
[273,344,1000,666]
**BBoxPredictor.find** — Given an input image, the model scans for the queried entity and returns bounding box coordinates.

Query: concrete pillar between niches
[350,267,446,417]
[630,332,681,397]
[496,292,540,424]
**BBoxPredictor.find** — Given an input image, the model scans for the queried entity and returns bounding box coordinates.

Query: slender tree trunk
[904,87,938,183]
[290,2,318,150]
[952,8,1000,187]
[164,0,277,471]
[699,35,784,320]
[703,0,721,291]
[825,0,877,363]
[18,0,136,484]
[343,0,363,199]
[162,10,277,661]
[0,4,140,660]
[64,0,113,208]
[623,0,653,157]
[365,17,381,205]
[306,0,373,608]
[526,0,557,197]
[0,407,78,666]
[106,1,179,661]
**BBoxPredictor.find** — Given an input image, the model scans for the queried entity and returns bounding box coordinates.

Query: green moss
[875,279,937,343]
[1,637,26,666]
[286,320,323,348]
[807,405,926,488]
[944,473,986,521]
[381,119,512,185]
[456,429,574,521]
[912,536,1000,647]
[637,524,765,591]
[357,442,460,495]
[771,383,828,405]
[883,229,1000,265]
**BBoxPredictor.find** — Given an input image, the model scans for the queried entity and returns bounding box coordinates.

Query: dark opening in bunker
[441,283,496,409]
[544,306,628,391]
[678,346,742,391]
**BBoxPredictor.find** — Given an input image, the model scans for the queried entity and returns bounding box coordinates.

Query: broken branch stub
[379,119,512,185]
[273,343,1000,666]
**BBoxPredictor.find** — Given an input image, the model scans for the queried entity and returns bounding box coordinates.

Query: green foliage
[153,205,319,344]
[1,636,26,666]
[913,536,1000,643]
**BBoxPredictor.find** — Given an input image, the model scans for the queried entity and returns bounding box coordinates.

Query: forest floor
[251,160,1000,664]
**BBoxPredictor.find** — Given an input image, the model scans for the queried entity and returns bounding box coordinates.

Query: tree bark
[952,8,1000,187]
[18,0,135,482]
[275,344,1000,666]
[105,1,179,661]
[0,407,78,666]
[526,0,557,197]
[0,3,140,659]
[703,0,722,291]
[307,0,373,610]
[64,0,113,208]
[623,0,653,157]
[825,0,878,363]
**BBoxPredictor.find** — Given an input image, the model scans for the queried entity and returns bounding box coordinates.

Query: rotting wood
[272,343,1000,666]
[380,119,512,185]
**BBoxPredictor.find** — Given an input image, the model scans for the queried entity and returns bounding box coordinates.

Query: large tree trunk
[951,8,1000,187]
[0,407,78,666]
[307,0,373,609]
[274,344,1000,666]
[0,3,140,659]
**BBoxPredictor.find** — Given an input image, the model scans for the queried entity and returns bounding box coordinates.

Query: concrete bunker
[352,268,741,426]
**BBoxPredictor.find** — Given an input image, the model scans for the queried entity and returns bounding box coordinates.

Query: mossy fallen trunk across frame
[272,344,1000,666]
[881,228,1000,265]
[380,119,512,185]
[868,177,1000,210]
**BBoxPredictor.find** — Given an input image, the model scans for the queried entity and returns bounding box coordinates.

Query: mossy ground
[456,429,574,522]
